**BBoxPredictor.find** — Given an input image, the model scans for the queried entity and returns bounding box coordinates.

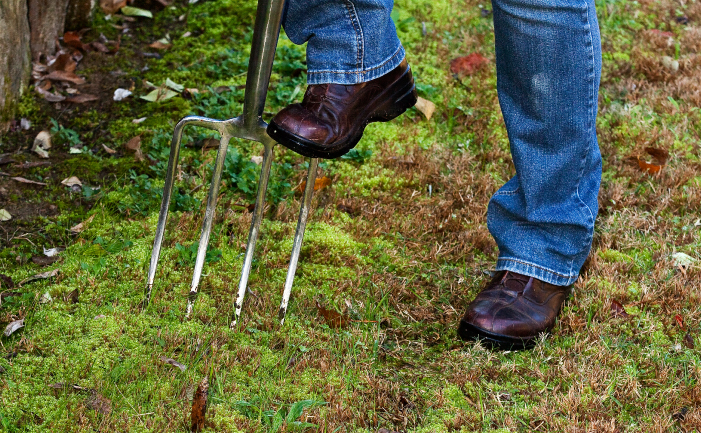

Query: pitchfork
[144,0,315,327]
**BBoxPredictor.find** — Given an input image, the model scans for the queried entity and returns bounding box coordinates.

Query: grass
[1,0,700,431]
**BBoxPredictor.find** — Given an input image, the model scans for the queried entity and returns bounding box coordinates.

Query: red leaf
[645,146,669,165]
[683,333,695,349]
[610,300,630,319]
[44,70,86,85]
[450,53,489,76]
[675,314,685,330]
[637,157,661,175]
[315,300,350,329]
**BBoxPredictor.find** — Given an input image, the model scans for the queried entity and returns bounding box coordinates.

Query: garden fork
[144,0,316,327]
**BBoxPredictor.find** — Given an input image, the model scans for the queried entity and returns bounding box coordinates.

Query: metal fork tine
[144,119,187,305]
[278,157,319,325]
[185,133,232,318]
[230,141,275,328]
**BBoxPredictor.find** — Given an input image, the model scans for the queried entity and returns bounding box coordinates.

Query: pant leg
[282,0,405,85]
[486,0,603,286]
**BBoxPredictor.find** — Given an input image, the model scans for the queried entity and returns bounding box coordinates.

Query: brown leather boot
[267,59,417,159]
[458,271,571,350]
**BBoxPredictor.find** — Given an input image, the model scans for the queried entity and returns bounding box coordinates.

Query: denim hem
[495,257,579,286]
[306,45,406,85]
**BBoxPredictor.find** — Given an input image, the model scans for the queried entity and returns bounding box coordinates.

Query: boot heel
[370,86,418,122]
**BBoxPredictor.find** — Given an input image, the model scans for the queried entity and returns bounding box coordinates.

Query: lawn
[0,0,700,431]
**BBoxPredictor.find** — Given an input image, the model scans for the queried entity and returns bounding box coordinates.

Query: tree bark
[65,0,96,31]
[27,0,70,61]
[0,0,32,129]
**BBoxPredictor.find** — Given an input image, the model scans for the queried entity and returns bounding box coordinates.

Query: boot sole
[457,320,539,351]
[267,75,418,159]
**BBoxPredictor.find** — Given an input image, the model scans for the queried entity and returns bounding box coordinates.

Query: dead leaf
[100,0,127,14]
[637,157,661,175]
[0,274,14,289]
[296,177,333,193]
[159,356,187,372]
[70,214,96,234]
[125,136,144,161]
[12,177,47,186]
[85,391,112,414]
[66,289,79,304]
[49,53,77,73]
[675,314,685,330]
[62,31,87,51]
[190,377,208,432]
[610,300,630,319]
[19,269,59,286]
[45,70,86,85]
[32,131,52,159]
[102,144,117,154]
[35,86,66,102]
[31,256,60,266]
[415,96,436,120]
[149,41,171,50]
[315,300,350,329]
[0,209,11,221]
[683,333,695,349]
[90,41,110,53]
[645,147,669,165]
[450,53,489,75]
[66,94,99,103]
[3,319,24,337]
[61,176,82,187]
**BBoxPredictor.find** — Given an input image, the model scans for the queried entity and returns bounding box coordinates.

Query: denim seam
[497,257,576,279]
[341,0,364,71]
[495,187,519,196]
[568,0,597,277]
[307,44,403,76]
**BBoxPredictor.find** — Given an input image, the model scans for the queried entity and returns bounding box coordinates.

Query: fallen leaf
[100,0,127,14]
[3,319,24,337]
[610,300,630,319]
[35,86,66,102]
[415,96,436,120]
[66,94,99,103]
[450,53,489,75]
[315,300,350,329]
[69,147,83,154]
[0,274,14,289]
[661,55,679,72]
[159,356,187,372]
[15,161,50,169]
[70,214,95,234]
[85,391,112,414]
[190,377,209,432]
[44,70,86,85]
[141,88,178,102]
[250,155,263,165]
[32,256,60,266]
[66,289,79,304]
[0,209,11,221]
[149,40,171,49]
[49,53,77,73]
[296,177,332,193]
[61,176,82,187]
[20,118,31,130]
[132,117,147,124]
[43,247,64,257]
[683,333,695,349]
[12,177,47,186]
[182,31,192,38]
[645,147,669,165]
[40,291,53,304]
[32,131,52,158]
[672,252,696,269]
[102,144,117,154]
[19,269,59,286]
[121,6,153,18]
[637,157,661,175]
[125,136,144,161]
[164,78,184,92]
[113,88,132,101]
[62,31,87,51]
[674,314,685,330]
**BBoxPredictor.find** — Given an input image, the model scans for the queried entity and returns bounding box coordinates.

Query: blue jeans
[283,0,602,286]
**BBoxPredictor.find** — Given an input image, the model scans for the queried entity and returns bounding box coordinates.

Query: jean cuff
[306,45,406,85]
[495,257,579,286]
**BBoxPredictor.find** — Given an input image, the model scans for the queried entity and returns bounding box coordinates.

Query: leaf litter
[3,319,24,337]
[190,376,208,432]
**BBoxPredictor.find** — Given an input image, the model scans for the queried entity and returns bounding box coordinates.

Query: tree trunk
[0,0,32,130]
[65,0,96,31]
[27,0,70,61]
